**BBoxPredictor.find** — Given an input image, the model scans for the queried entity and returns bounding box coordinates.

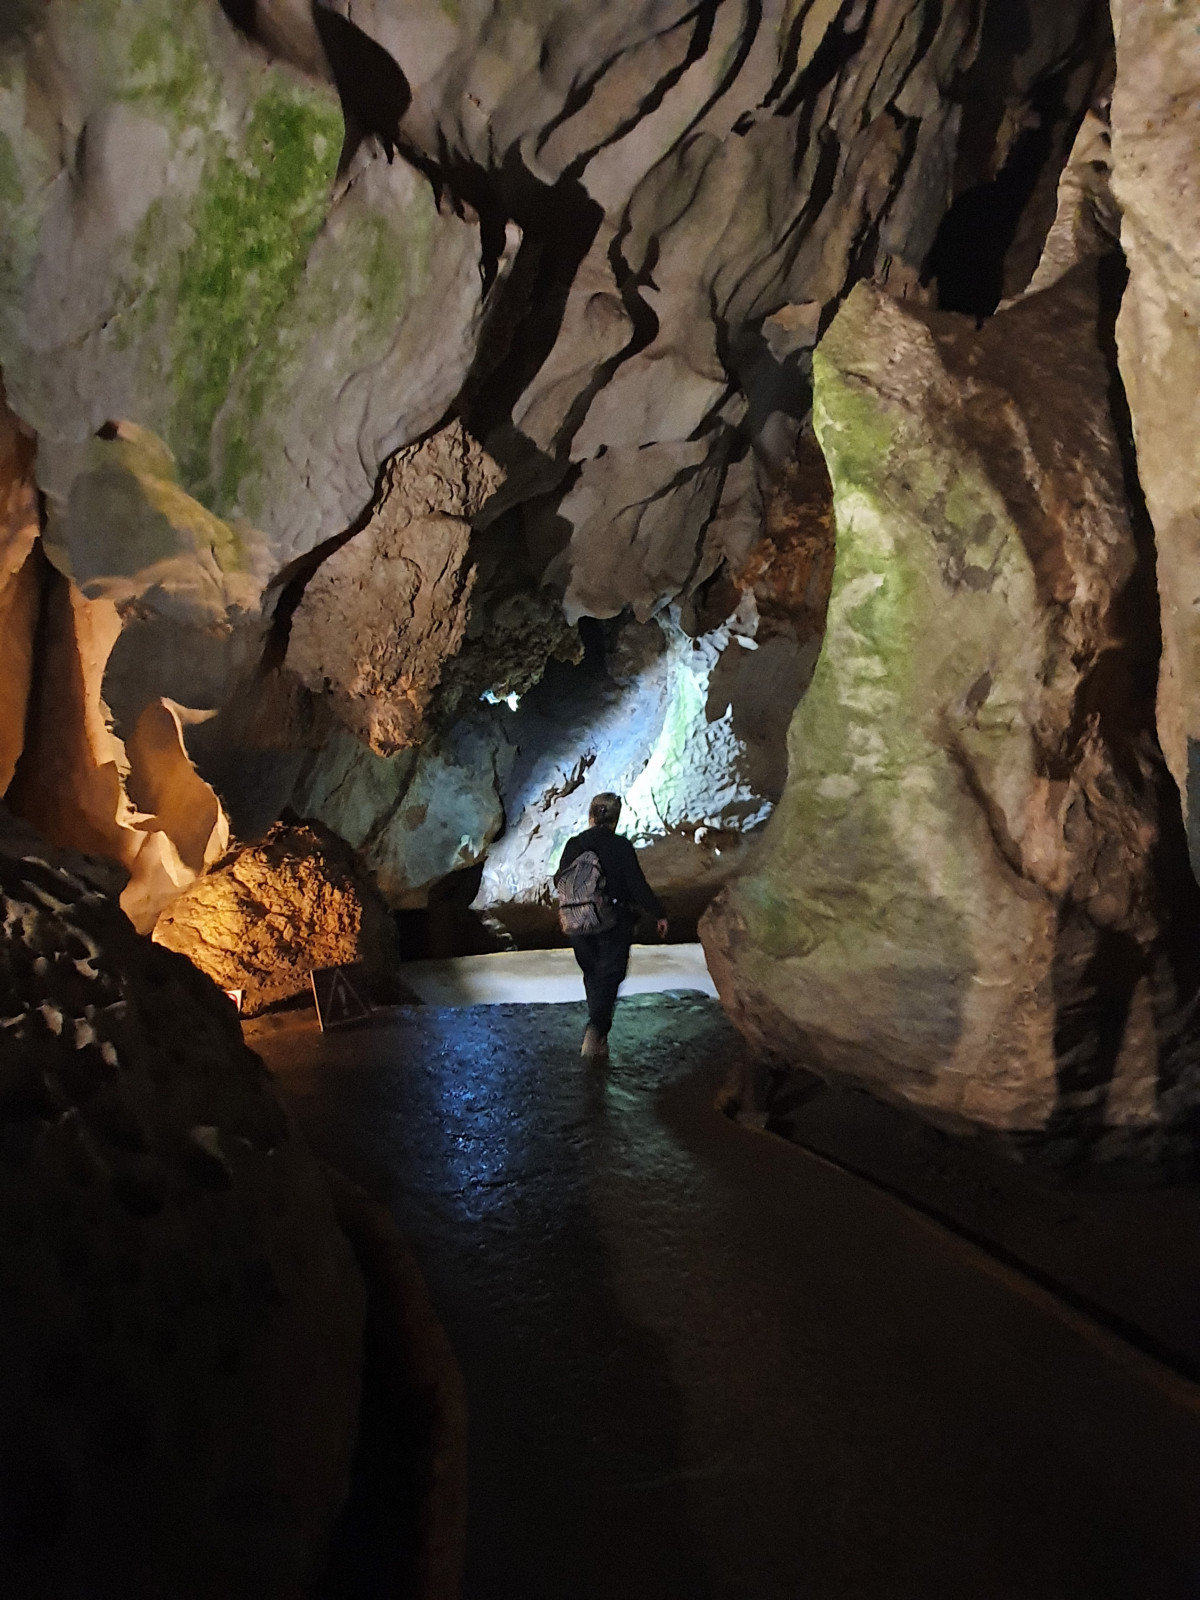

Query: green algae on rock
[0,0,485,563]
[702,270,1200,1156]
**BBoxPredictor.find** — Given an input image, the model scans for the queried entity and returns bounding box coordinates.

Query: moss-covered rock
[0,0,484,565]
[702,269,1200,1156]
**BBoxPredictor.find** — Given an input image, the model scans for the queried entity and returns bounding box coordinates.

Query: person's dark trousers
[570,924,633,1035]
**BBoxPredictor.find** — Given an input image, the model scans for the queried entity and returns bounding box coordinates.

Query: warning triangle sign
[311,965,372,1031]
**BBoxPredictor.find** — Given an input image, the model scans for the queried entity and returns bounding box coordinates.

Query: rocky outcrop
[0,5,1111,881]
[1108,0,1200,873]
[287,422,504,754]
[1,0,494,565]
[0,380,39,793]
[152,817,400,1013]
[702,265,1200,1156]
[0,812,364,1598]
[2,525,230,934]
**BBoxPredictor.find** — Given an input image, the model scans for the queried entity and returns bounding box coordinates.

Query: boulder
[702,267,1200,1157]
[0,812,364,1598]
[1108,0,1200,872]
[152,818,399,1013]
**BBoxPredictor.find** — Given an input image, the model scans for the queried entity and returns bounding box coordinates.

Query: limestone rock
[2,0,1110,640]
[0,0,1120,934]
[39,421,264,739]
[1109,0,1200,872]
[0,379,39,792]
[288,422,504,754]
[702,269,1200,1155]
[474,606,808,940]
[291,714,513,909]
[3,532,229,935]
[0,813,364,1599]
[0,0,493,565]
[152,818,400,1013]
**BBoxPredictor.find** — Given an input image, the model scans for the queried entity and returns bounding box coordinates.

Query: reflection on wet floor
[254,995,1200,1600]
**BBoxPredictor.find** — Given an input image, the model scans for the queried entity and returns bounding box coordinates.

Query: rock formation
[1108,0,1200,873]
[702,262,1200,1156]
[287,422,505,756]
[152,818,400,1013]
[0,380,39,794]
[8,0,1200,1153]
[0,3,1112,919]
[0,812,364,1597]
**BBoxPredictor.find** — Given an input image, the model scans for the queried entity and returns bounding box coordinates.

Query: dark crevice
[214,0,256,38]
[922,0,1112,316]
[537,1,714,170]
[311,3,412,174]
[458,153,604,454]
[774,0,876,120]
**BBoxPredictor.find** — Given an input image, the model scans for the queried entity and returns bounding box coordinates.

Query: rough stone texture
[152,818,400,1013]
[0,0,491,565]
[39,421,264,740]
[1018,108,1120,302]
[702,268,1200,1155]
[1108,0,1200,872]
[0,3,1109,800]
[0,811,364,1599]
[288,422,504,754]
[0,379,39,792]
[291,715,513,909]
[2,544,229,935]
[473,603,817,940]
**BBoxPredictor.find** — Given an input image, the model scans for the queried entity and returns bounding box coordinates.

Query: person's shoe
[580,1024,609,1059]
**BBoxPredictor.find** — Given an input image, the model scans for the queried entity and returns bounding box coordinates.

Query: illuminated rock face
[0,814,364,1599]
[1108,0,1200,874]
[702,268,1200,1155]
[0,2,1109,895]
[152,818,400,1014]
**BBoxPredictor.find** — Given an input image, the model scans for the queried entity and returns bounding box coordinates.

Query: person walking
[555,792,667,1060]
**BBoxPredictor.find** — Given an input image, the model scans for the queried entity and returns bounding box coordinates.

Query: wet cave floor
[252,995,1200,1600]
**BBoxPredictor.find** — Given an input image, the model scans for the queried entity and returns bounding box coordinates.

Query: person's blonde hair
[589,792,622,829]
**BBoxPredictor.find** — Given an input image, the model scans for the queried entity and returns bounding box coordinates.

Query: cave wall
[1107,0,1200,875]
[0,2,1112,921]
[701,238,1200,1156]
[10,0,1193,1154]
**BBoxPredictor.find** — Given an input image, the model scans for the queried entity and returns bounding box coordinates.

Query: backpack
[554,849,620,936]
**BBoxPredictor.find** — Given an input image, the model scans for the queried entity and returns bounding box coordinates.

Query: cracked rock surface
[152,817,401,1014]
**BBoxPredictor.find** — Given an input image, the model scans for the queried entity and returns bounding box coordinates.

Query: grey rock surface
[1109,0,1200,874]
[703,263,1200,1152]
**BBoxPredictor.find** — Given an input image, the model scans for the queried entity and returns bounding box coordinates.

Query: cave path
[254,995,1200,1600]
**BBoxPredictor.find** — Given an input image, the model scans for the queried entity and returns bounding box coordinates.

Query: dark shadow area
[315,1247,432,1600]
[214,0,255,36]
[1049,912,1146,1155]
[393,862,508,962]
[311,4,412,174]
[923,0,1113,315]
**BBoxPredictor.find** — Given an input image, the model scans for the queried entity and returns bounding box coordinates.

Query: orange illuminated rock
[152,818,399,1014]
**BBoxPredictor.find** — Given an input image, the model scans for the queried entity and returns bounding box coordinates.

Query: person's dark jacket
[556,826,664,927]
